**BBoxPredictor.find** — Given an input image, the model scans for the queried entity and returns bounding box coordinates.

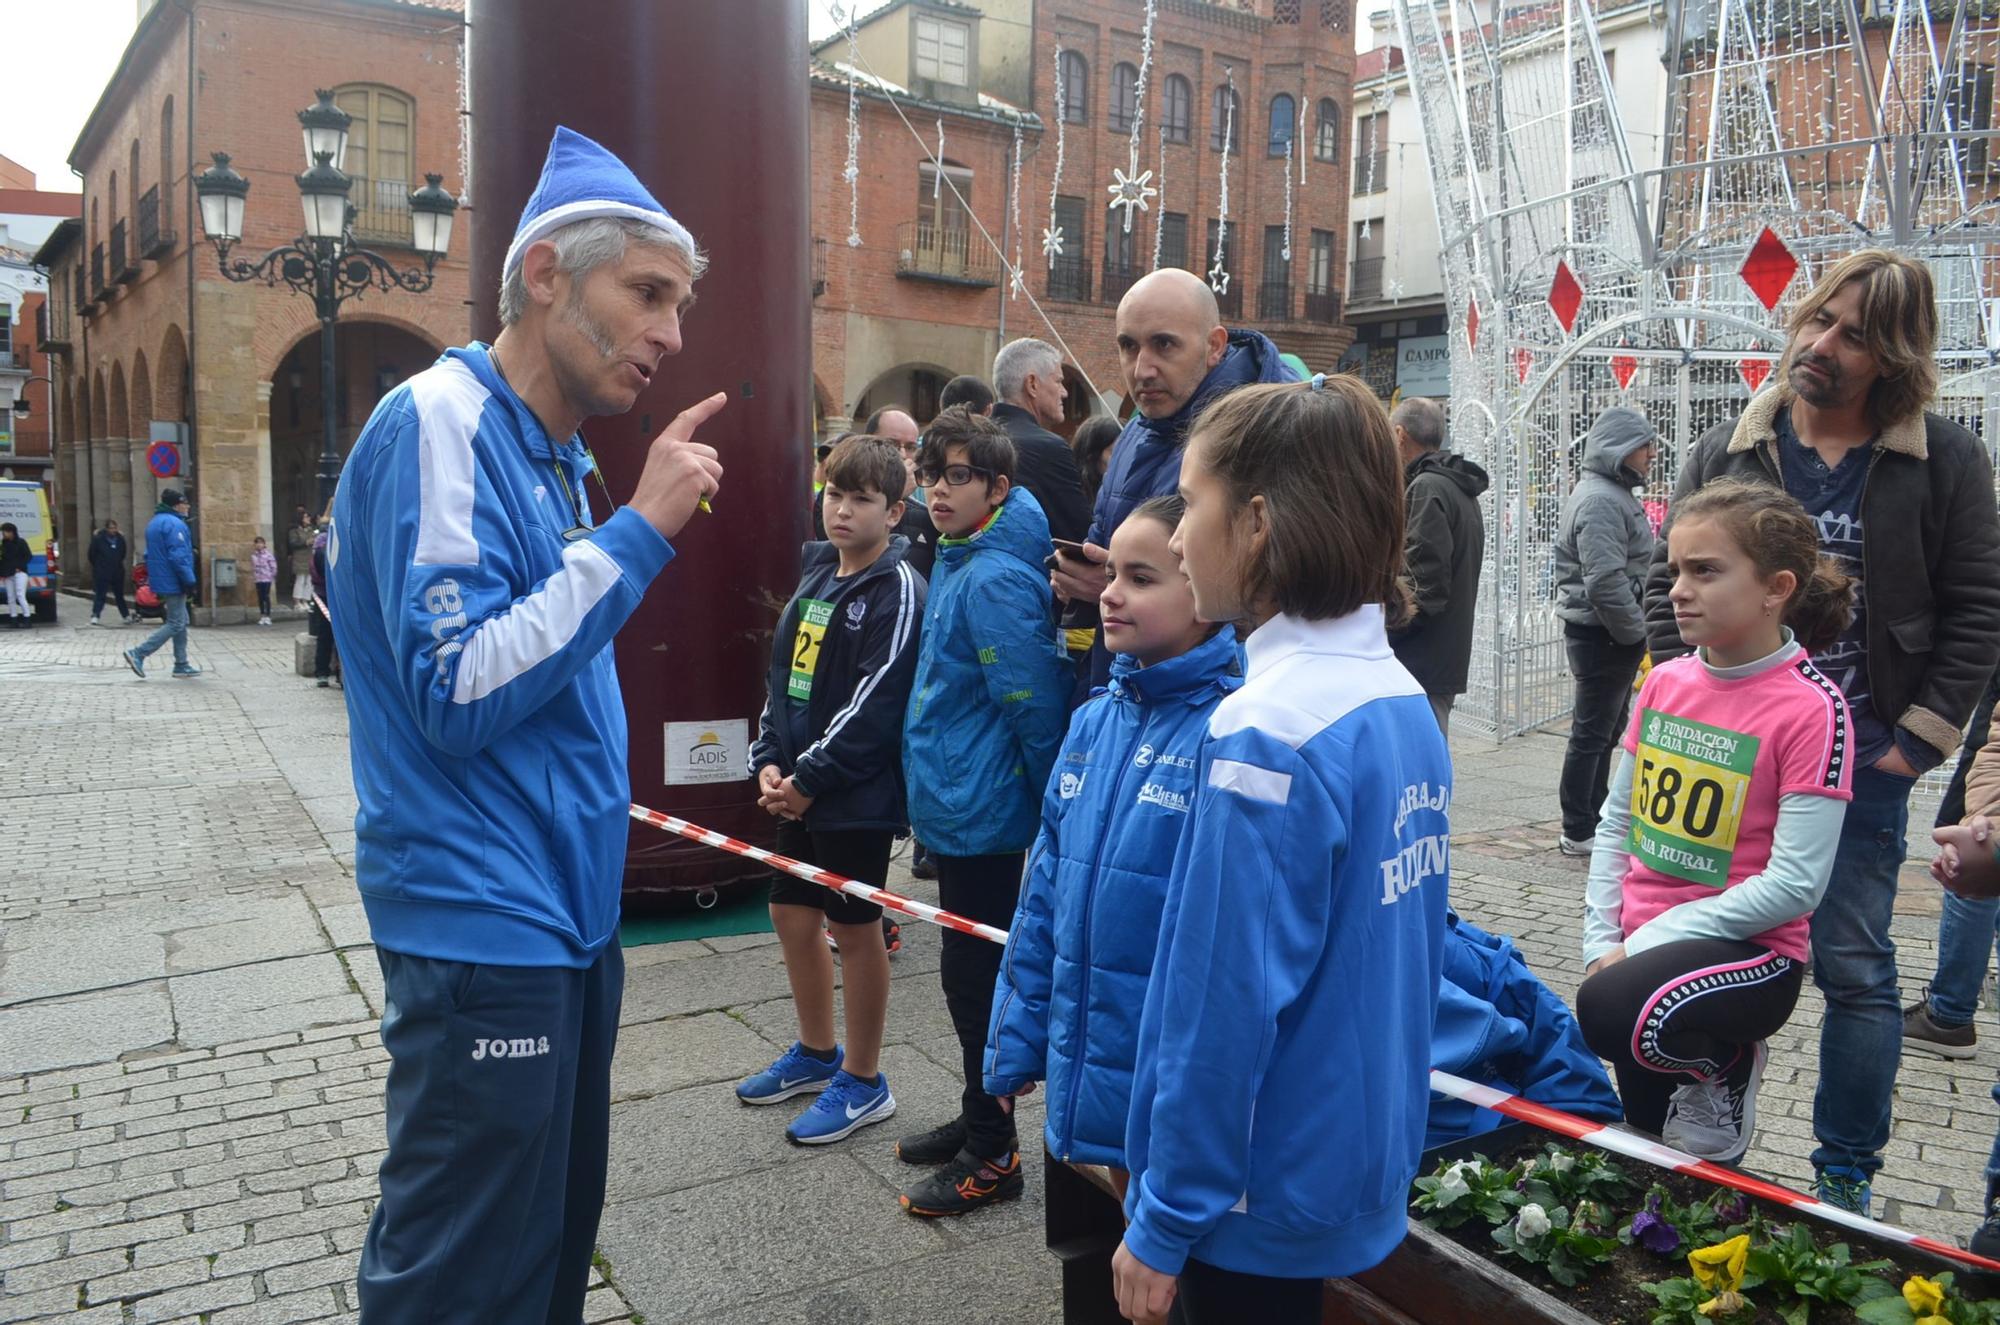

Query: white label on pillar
[664,719,748,786]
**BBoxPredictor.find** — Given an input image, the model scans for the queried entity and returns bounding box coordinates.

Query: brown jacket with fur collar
[1642,386,2000,766]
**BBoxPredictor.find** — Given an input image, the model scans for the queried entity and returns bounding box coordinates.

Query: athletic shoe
[899,1148,1024,1217]
[89,616,101,626]
[1904,990,1978,1060]
[258,616,272,626]
[1814,1164,1872,1218]
[1558,836,1593,857]
[317,678,331,689]
[1971,1191,2000,1263]
[895,1117,968,1166]
[882,918,902,959]
[911,845,938,881]
[172,665,202,679]
[123,648,146,679]
[736,1041,843,1106]
[787,1069,896,1145]
[1662,1041,1765,1163]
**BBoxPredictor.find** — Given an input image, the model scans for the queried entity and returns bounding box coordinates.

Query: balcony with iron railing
[1214,279,1241,320]
[36,303,71,354]
[1350,255,1385,302]
[73,265,88,316]
[111,219,138,285]
[1047,252,1093,303]
[812,236,828,297]
[349,175,416,247]
[0,345,24,371]
[1101,261,1141,304]
[138,184,175,259]
[895,221,998,286]
[90,245,106,302]
[1354,150,1390,195]
[1304,289,1342,324]
[1258,278,1292,321]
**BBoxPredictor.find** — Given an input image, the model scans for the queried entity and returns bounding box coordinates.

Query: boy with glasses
[895,405,1070,1216]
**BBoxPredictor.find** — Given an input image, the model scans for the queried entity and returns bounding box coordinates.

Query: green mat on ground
[620,891,773,947]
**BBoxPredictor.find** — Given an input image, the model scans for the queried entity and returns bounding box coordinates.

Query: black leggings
[1576,938,1803,1135]
[935,851,1024,1160]
[1170,1258,1322,1325]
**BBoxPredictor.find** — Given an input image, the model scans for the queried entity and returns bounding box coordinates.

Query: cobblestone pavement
[2,607,1994,1323]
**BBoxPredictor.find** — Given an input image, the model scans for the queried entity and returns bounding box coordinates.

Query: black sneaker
[895,1117,968,1166]
[1904,990,1978,1060]
[911,851,938,882]
[1973,1193,2000,1264]
[899,1148,1024,1217]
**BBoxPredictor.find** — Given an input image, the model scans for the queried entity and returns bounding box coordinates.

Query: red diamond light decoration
[1548,260,1585,334]
[1740,227,1799,312]
[1466,299,1481,350]
[1611,353,1638,391]
[1514,347,1534,384]
[1738,357,1772,393]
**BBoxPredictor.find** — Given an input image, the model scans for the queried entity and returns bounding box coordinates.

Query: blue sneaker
[1814,1164,1872,1218]
[736,1042,842,1105]
[123,647,146,679]
[787,1069,896,1146]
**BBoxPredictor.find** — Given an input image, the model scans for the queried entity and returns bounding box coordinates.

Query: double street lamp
[194,90,458,513]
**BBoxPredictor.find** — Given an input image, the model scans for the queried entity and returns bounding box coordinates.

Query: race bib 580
[1627,708,1759,888]
[787,599,834,702]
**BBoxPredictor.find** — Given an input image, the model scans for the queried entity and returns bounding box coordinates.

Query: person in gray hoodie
[1551,407,1658,853]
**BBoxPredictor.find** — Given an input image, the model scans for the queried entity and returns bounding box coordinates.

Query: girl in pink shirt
[1578,479,1854,1164]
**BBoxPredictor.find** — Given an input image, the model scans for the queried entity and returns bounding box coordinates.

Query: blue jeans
[1810,765,1915,1179]
[1927,892,2000,1026]
[133,593,190,669]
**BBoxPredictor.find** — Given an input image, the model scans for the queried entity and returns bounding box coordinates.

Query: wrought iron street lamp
[195,90,457,514]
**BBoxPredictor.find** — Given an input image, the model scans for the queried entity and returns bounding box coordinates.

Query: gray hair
[497,216,708,327]
[992,337,1063,405]
[1390,396,1446,450]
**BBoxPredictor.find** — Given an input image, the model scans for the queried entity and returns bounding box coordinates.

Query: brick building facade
[811,0,1358,435]
[1,180,76,483]
[39,0,469,614]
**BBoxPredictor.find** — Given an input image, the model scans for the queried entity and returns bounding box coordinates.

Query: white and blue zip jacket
[1122,608,1452,1280]
[328,344,674,969]
[983,627,1242,1167]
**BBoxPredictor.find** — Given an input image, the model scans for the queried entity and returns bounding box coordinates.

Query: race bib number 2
[1628,708,1760,888]
[787,599,834,702]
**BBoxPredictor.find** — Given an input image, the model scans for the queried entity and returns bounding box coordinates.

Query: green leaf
[1852,1297,1917,1325]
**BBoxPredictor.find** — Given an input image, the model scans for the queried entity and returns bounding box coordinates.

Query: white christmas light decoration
[933,119,946,199]
[1008,119,1026,299]
[1045,44,1070,266]
[842,7,863,247]
[1282,134,1294,261]
[1106,0,1160,235]
[1151,125,1167,270]
[1209,65,1235,294]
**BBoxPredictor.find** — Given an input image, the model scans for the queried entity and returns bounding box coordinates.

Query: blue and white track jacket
[1122,608,1452,1280]
[328,344,674,968]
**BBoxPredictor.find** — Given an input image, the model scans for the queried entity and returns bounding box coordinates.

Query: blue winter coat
[1428,913,1622,1148]
[902,487,1072,857]
[984,627,1243,1167]
[143,506,197,596]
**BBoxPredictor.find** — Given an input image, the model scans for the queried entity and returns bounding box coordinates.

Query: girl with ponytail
[1576,478,1855,1167]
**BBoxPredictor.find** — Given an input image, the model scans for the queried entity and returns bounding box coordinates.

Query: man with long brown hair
[1643,249,2000,1217]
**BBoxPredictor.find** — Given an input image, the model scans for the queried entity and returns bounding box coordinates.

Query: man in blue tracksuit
[328,127,725,1324]
[123,488,199,678]
[1047,268,1298,686]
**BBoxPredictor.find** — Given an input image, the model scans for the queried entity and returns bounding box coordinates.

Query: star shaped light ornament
[1107,166,1157,233]
[1042,225,1066,264]
[1208,264,1231,295]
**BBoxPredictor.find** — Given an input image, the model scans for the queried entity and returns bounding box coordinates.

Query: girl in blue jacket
[983,495,1241,1177]
[1114,377,1452,1325]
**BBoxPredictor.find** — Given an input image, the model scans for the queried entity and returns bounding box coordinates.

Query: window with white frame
[915,15,971,87]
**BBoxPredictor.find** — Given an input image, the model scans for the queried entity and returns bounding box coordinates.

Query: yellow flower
[1914,1317,1951,1325]
[1902,1276,1946,1316]
[1687,1235,1750,1293]
[1697,1291,1746,1318]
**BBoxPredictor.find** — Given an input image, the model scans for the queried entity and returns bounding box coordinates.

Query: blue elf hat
[503,126,697,281]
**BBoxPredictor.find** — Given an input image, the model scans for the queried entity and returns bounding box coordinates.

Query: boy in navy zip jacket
[896,406,1073,1217]
[742,437,926,1147]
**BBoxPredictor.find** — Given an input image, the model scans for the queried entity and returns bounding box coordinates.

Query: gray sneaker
[1662,1040,1765,1164]
[1904,992,1977,1060]
[172,664,202,679]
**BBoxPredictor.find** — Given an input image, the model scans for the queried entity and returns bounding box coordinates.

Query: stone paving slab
[6,613,1999,1325]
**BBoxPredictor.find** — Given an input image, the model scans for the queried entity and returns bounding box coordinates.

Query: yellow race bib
[787,599,834,702]
[1628,708,1760,888]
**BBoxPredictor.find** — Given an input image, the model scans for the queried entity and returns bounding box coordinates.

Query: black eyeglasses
[915,462,993,489]
[552,443,615,542]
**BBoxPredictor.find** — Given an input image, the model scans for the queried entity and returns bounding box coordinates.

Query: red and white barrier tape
[627,803,1011,945]
[631,803,2000,1274]
[1428,1069,2000,1274]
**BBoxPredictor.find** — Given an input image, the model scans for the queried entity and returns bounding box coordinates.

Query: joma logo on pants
[472,1036,551,1060]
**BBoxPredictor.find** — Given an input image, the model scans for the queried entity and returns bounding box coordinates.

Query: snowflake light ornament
[1042,225,1066,261]
[1107,166,1157,233]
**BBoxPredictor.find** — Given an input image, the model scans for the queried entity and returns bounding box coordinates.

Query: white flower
[1519,1158,1539,1175]
[1514,1203,1552,1240]
[1549,1152,1576,1174]
[1433,1165,1472,1205]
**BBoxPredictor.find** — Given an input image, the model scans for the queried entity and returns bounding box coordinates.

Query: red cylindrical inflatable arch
[471,0,811,900]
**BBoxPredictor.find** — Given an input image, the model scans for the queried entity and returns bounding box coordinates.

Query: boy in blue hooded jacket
[985,495,1241,1177]
[896,406,1071,1217]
